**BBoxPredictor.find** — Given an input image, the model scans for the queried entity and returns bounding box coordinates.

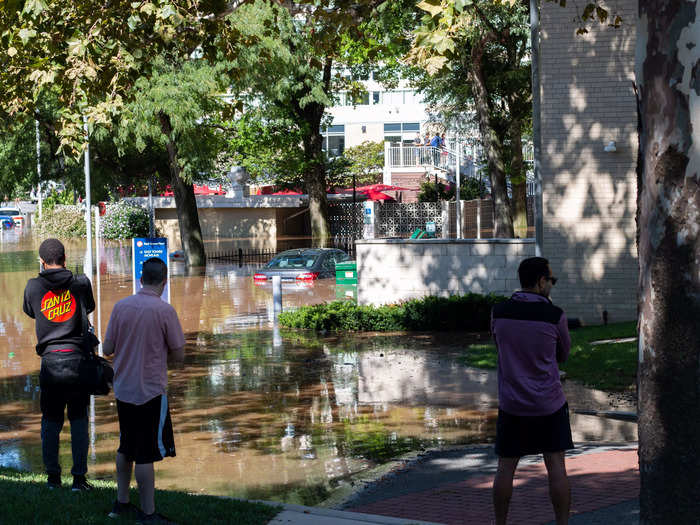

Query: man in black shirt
[23,238,95,490]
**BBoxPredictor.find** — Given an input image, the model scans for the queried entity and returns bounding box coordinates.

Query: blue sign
[132,238,170,303]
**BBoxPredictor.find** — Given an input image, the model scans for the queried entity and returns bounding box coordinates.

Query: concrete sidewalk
[341,443,639,525]
[264,443,640,524]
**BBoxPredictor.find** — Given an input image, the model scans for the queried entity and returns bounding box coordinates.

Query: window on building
[349,92,370,105]
[322,125,345,157]
[372,91,380,105]
[384,122,421,144]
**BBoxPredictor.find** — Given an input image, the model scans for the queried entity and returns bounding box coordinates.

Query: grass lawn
[459,321,638,391]
[0,467,280,525]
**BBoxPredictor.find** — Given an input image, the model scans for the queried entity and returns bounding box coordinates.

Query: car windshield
[266,252,319,269]
[0,209,20,215]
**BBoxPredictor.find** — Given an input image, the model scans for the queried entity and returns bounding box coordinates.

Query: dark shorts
[117,395,176,464]
[495,402,574,458]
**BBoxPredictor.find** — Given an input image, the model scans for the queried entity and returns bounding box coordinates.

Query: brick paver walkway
[348,449,639,525]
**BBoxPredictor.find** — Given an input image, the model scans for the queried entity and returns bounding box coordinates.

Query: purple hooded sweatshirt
[491,291,571,416]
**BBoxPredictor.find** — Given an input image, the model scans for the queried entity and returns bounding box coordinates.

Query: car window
[266,253,319,269]
[334,251,350,263]
[0,209,20,215]
[322,256,335,271]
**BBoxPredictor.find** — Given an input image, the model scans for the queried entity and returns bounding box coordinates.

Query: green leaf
[7,46,17,57]
[454,0,473,12]
[416,0,444,18]
[127,14,141,30]
[18,28,37,44]
[21,0,47,17]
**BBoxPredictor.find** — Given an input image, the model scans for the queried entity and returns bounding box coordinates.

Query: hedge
[277,293,508,332]
[33,202,151,240]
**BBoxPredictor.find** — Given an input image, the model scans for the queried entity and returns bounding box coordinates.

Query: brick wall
[540,0,638,324]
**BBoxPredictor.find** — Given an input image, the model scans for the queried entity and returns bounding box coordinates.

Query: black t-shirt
[23,268,95,355]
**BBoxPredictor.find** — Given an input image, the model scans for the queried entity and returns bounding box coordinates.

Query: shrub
[100,202,151,239]
[278,293,508,332]
[33,205,86,238]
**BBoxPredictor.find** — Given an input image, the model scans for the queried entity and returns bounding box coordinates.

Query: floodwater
[0,230,636,505]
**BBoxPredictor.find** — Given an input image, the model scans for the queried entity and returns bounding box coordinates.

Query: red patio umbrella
[364,189,396,201]
[339,183,411,193]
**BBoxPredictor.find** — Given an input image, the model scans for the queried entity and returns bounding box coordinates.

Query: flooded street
[0,231,635,505]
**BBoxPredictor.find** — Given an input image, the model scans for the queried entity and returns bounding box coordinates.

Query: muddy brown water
[0,232,636,505]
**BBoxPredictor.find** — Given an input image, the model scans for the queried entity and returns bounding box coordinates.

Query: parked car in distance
[0,215,15,229]
[254,248,351,284]
[0,208,24,228]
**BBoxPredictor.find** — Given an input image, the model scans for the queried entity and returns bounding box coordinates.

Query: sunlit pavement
[340,444,639,525]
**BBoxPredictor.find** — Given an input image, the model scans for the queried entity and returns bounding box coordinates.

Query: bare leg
[135,463,156,515]
[493,457,520,525]
[543,451,570,525]
[116,452,133,503]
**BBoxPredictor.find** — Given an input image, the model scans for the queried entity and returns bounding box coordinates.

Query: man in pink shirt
[103,258,185,524]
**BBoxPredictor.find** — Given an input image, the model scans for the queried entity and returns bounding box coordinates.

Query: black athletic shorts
[117,395,176,464]
[495,402,574,458]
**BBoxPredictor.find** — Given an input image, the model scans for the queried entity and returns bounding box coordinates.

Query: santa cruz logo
[40,290,77,322]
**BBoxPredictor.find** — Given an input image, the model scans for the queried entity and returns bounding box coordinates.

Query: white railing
[388,146,455,170]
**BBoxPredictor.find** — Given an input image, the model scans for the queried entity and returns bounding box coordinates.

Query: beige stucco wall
[540,0,638,324]
[345,122,384,148]
[356,239,536,306]
[156,208,277,251]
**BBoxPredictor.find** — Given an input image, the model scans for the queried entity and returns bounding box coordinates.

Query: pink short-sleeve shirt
[105,288,185,405]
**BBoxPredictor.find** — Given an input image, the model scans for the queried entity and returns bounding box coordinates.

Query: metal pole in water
[456,142,462,239]
[94,207,102,356]
[272,275,282,315]
[148,178,155,238]
[83,116,93,284]
[35,115,42,221]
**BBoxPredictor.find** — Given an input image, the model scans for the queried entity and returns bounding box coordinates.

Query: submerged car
[253,248,350,284]
[0,208,24,228]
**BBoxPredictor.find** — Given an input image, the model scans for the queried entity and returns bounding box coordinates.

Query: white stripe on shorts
[157,395,168,458]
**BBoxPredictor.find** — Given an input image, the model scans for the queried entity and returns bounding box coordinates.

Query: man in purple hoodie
[491,257,572,525]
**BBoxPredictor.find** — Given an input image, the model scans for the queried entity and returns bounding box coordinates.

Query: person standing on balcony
[430,132,441,166]
[440,133,448,168]
[414,132,422,165]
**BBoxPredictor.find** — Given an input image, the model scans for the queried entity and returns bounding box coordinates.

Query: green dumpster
[335,283,357,301]
[335,260,357,285]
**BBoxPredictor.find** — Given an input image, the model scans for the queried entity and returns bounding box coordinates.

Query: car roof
[275,248,339,256]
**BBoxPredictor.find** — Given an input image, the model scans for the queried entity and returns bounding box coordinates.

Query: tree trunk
[508,118,528,238]
[470,37,514,238]
[637,2,700,523]
[159,111,206,268]
[304,125,330,248]
[298,57,333,248]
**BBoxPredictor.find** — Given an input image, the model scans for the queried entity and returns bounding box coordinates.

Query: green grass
[0,467,280,525]
[459,321,638,391]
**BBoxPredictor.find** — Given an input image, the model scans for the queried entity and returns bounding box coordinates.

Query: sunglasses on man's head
[545,276,558,285]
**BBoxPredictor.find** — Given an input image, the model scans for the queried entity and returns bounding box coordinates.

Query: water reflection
[0,234,636,505]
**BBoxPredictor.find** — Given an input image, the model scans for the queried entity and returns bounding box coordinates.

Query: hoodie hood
[511,291,551,304]
[38,268,74,291]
